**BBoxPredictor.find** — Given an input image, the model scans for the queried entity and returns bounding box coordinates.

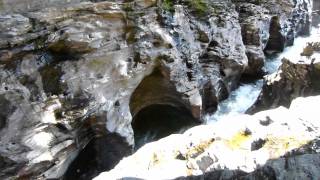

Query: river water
[206,23,320,124]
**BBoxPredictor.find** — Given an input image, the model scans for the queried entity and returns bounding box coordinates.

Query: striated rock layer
[0,0,314,179]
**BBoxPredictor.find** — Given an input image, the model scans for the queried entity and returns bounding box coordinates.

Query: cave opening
[63,133,131,180]
[132,104,197,149]
[130,68,199,150]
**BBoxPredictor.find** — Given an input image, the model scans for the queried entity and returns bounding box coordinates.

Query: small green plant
[162,0,174,12]
[187,0,207,15]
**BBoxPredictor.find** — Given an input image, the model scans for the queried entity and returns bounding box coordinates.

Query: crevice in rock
[0,95,15,130]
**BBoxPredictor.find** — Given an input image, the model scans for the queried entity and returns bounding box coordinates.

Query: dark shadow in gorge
[130,68,200,150]
[63,112,131,180]
[132,104,198,150]
[63,133,131,180]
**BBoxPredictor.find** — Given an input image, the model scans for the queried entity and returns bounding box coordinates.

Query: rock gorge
[0,0,319,179]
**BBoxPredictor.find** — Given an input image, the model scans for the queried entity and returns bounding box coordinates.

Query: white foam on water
[206,25,320,124]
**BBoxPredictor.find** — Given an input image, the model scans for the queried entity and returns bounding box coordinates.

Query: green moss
[187,0,207,15]
[162,0,175,12]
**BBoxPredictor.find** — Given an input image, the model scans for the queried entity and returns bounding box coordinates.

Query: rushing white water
[206,25,320,124]
[265,26,320,73]
[205,80,263,123]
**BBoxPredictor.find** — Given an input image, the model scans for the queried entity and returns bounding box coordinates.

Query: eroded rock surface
[0,0,314,179]
[249,49,320,113]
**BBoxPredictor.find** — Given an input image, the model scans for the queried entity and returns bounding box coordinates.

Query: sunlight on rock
[226,131,252,150]
[28,132,54,148]
[263,136,310,158]
[41,98,61,124]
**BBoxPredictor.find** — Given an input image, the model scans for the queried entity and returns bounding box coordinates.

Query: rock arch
[129,67,199,148]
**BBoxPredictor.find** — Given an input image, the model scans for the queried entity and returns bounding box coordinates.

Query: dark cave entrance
[132,104,197,149]
[64,133,131,180]
[130,68,199,150]
[63,113,131,180]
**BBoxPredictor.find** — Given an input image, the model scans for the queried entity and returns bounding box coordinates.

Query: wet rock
[249,55,320,113]
[235,0,312,76]
[235,2,269,76]
[265,16,286,52]
[244,45,265,76]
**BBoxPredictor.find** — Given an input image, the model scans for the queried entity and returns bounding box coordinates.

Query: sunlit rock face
[249,44,320,113]
[94,95,320,180]
[0,0,314,179]
[252,56,320,111]
[233,0,312,76]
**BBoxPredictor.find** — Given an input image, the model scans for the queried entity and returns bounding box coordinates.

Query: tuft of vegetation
[187,0,207,15]
[162,0,175,12]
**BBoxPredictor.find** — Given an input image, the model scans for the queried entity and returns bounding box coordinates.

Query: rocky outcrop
[94,95,320,180]
[233,0,312,76]
[0,0,314,179]
[249,51,320,113]
[312,0,320,26]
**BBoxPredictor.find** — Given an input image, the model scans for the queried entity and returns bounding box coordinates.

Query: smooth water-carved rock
[0,0,314,179]
[130,68,200,148]
[94,95,320,180]
[130,68,199,121]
